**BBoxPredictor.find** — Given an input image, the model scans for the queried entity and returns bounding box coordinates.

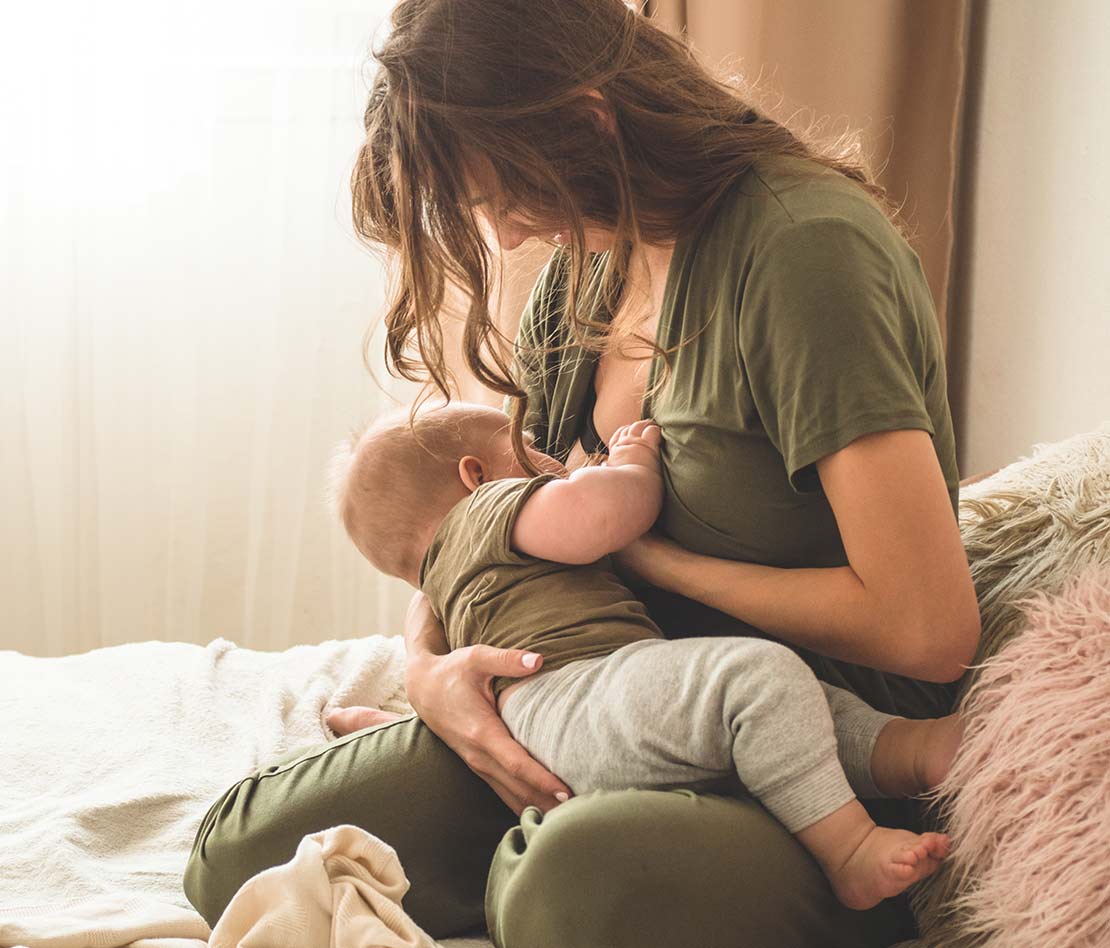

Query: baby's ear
[458,454,486,491]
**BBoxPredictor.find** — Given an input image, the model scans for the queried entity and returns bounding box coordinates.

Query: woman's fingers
[485,779,529,817]
[487,733,572,806]
[325,706,406,736]
[410,645,572,814]
[465,644,546,680]
[468,737,571,814]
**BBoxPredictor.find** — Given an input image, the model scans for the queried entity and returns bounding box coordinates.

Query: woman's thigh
[183,714,515,937]
[486,787,917,948]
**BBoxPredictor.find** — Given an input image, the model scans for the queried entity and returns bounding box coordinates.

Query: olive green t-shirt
[506,154,961,720]
[417,473,663,699]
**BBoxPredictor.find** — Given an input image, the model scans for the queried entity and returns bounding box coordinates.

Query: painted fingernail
[522,653,540,668]
[555,791,569,802]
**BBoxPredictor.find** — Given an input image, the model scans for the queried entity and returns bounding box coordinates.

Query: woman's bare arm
[619,429,981,683]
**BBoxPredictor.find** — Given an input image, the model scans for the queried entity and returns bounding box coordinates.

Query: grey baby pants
[499,636,898,834]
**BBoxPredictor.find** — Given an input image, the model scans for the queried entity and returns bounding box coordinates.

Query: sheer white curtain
[0,0,419,656]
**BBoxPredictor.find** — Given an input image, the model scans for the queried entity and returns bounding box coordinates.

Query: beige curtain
[1,0,416,657]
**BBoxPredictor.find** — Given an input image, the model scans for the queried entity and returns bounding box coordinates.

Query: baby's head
[328,401,564,585]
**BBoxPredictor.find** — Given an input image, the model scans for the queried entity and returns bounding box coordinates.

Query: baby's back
[418,474,662,699]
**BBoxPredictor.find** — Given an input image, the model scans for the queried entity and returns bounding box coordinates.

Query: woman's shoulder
[694,154,930,319]
[520,155,916,341]
[714,154,902,252]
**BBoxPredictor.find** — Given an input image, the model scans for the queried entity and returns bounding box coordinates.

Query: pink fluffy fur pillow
[930,566,1110,947]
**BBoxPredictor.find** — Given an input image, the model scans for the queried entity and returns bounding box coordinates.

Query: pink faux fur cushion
[930,566,1110,948]
[903,424,1110,948]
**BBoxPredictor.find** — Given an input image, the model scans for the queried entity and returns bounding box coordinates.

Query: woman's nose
[497,221,530,251]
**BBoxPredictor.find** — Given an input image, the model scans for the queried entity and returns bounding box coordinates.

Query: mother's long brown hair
[351,0,904,472]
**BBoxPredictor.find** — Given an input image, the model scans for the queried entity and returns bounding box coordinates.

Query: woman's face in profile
[471,198,617,254]
[465,159,616,253]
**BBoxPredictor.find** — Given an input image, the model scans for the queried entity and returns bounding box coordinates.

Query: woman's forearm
[657,548,948,682]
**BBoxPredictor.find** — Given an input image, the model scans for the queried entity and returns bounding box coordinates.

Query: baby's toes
[891,846,922,867]
[922,833,951,859]
[888,861,916,880]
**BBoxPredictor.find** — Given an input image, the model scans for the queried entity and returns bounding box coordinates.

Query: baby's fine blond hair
[327,402,510,580]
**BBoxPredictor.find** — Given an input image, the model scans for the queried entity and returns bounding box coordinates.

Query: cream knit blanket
[0,634,437,947]
[207,825,439,948]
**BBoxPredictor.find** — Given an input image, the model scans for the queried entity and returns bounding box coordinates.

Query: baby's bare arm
[510,420,664,564]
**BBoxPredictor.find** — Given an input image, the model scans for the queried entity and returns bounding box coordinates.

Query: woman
[184,1,981,945]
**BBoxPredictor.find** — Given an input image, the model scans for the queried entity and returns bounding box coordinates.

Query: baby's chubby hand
[607,419,663,470]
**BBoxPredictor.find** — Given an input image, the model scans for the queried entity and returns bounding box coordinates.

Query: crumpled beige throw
[208,824,438,948]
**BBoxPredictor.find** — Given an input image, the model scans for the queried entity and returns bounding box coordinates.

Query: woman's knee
[184,715,515,935]
[486,787,911,948]
[184,772,269,927]
[183,739,351,928]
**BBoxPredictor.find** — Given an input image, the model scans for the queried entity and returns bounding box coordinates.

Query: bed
[3,424,1108,948]
[0,633,492,947]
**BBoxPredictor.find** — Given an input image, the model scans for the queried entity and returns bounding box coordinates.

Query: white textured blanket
[0,635,492,948]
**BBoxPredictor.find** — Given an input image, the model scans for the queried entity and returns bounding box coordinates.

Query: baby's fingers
[626,418,657,439]
[611,419,660,447]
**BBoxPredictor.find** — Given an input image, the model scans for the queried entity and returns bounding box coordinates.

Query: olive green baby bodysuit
[418,473,663,699]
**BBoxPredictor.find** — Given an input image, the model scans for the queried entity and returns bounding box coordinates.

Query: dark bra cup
[578,382,609,457]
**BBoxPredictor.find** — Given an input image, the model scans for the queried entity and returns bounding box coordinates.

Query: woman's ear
[458,455,487,492]
[582,87,616,136]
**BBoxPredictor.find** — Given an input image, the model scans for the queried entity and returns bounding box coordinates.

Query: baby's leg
[500,637,853,827]
[499,637,948,911]
[820,683,964,798]
[819,683,896,798]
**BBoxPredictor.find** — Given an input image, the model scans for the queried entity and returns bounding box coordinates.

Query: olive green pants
[184,595,953,946]
[184,713,927,946]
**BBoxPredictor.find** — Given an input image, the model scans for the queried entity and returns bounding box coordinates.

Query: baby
[329,400,958,911]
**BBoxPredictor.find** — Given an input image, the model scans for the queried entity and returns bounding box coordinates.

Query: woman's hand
[330,616,572,815]
[612,530,689,591]
[403,644,572,816]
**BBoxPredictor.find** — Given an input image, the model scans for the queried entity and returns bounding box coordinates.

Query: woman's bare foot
[827,826,950,910]
[326,705,406,736]
[870,713,964,797]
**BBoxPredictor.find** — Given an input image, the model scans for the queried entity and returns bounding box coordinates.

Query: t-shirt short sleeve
[458,473,561,566]
[738,216,935,495]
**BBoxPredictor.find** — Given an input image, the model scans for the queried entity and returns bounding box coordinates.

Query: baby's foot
[914,713,964,792]
[828,827,950,911]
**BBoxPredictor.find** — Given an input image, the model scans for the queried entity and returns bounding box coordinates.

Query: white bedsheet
[0,636,493,948]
